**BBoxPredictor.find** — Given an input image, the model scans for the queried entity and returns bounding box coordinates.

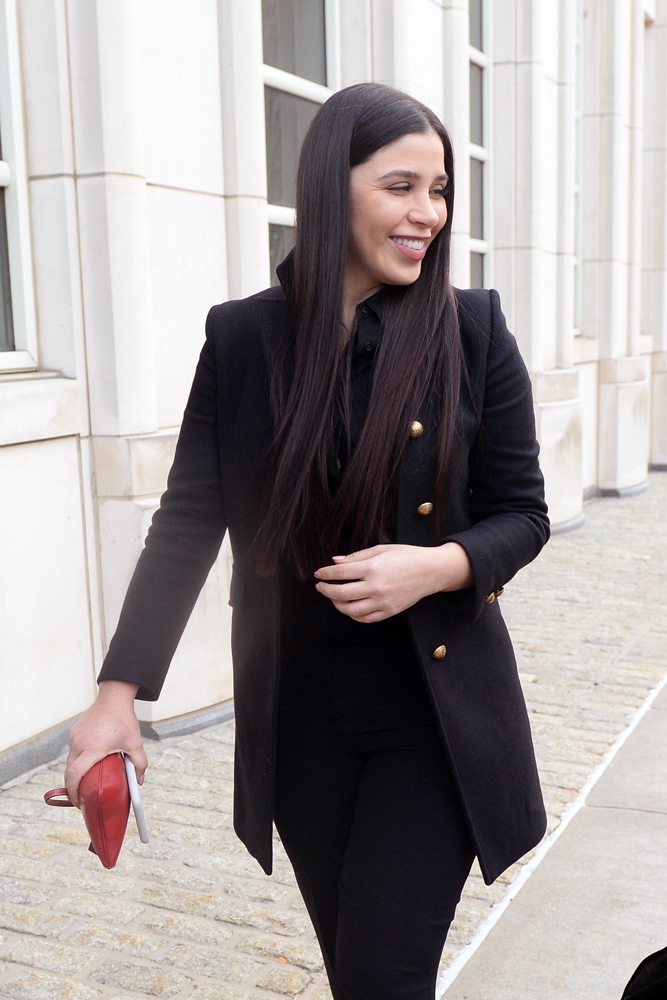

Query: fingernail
[314,570,321,578]
[332,555,345,562]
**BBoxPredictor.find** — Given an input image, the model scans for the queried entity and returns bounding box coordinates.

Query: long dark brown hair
[256,83,461,577]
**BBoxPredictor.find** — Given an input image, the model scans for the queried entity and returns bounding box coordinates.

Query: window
[469,0,491,288]
[262,0,339,284]
[0,0,37,371]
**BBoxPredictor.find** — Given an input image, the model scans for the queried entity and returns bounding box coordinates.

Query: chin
[371,254,422,287]
[383,264,422,286]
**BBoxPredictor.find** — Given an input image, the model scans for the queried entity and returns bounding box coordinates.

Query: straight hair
[256,82,461,577]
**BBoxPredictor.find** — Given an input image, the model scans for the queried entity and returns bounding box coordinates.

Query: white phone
[123,754,150,844]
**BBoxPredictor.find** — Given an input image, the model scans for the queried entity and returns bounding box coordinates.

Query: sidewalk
[0,474,666,1000]
[443,686,667,999]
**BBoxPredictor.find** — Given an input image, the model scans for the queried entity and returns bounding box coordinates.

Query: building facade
[1,0,666,773]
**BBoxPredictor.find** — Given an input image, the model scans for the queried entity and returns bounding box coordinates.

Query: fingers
[330,598,389,622]
[65,742,147,806]
[65,700,147,806]
[331,545,384,564]
[126,745,148,784]
[65,748,114,808]
[315,559,372,582]
[315,580,369,602]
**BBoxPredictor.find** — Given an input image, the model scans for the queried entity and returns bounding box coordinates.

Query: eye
[431,186,447,197]
[387,184,412,193]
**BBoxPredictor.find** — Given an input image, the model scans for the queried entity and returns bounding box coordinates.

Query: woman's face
[347,130,448,290]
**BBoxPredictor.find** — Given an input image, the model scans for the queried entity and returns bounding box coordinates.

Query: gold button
[432,645,447,660]
[494,587,504,598]
[485,593,495,604]
[409,421,424,439]
[417,502,433,516]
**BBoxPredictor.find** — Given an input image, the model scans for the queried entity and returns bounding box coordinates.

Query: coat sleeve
[97,311,227,701]
[445,289,550,620]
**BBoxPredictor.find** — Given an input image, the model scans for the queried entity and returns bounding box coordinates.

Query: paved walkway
[1,474,666,1000]
[444,684,667,999]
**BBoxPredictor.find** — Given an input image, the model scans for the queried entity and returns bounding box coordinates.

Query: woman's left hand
[314,542,473,623]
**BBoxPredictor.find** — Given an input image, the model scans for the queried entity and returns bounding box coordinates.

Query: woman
[65,83,549,999]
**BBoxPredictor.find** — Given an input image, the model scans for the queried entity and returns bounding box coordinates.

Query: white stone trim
[0,373,79,446]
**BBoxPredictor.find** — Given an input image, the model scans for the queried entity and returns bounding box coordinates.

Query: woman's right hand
[65,680,147,807]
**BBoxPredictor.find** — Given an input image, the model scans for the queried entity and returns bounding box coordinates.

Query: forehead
[364,131,446,174]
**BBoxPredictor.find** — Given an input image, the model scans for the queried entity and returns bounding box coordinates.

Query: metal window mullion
[262,64,332,104]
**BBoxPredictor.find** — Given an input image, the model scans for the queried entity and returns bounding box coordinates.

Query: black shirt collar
[276,250,387,348]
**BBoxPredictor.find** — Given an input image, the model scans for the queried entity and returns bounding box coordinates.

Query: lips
[391,236,427,261]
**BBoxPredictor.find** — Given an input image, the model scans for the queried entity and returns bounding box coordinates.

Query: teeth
[393,237,425,250]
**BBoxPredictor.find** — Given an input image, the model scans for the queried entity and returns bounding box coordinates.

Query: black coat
[99,280,550,885]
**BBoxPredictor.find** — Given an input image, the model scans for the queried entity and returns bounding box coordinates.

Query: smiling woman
[345,134,449,319]
[71,83,550,1000]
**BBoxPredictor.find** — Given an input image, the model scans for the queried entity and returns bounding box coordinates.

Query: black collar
[276,249,388,323]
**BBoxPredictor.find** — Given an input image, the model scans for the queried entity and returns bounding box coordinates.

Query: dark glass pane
[470,0,483,51]
[262,0,327,85]
[470,63,484,146]
[0,188,14,352]
[265,86,320,207]
[470,158,484,240]
[269,224,296,286]
[470,252,484,289]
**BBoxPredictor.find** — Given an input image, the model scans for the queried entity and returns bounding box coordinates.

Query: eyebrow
[376,169,449,182]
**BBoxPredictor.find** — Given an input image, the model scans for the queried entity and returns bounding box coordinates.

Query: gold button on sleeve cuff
[409,421,424,439]
[432,645,447,660]
[417,502,433,516]
[485,593,495,604]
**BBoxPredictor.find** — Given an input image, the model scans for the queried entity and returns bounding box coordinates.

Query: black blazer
[99,281,550,885]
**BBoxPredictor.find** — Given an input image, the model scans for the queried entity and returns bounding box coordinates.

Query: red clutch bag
[44,753,130,869]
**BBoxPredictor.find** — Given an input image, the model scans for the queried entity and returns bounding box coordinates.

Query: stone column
[583,0,650,493]
[494,0,583,528]
[218,0,270,298]
[643,2,667,467]
[441,0,472,289]
[67,0,157,439]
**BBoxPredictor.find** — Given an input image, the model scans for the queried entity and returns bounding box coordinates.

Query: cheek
[350,204,390,259]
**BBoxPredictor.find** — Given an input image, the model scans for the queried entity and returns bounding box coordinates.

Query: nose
[407,193,441,230]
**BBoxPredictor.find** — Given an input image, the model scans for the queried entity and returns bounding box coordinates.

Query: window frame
[469,0,493,289]
[0,0,38,373]
[263,0,340,251]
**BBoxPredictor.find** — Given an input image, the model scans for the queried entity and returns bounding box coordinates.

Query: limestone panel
[138,0,224,195]
[598,377,650,490]
[0,437,94,752]
[535,396,583,527]
[97,498,232,722]
[146,185,227,430]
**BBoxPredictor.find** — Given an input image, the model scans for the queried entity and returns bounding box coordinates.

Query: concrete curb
[0,700,235,786]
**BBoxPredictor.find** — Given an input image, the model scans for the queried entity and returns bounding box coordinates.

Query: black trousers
[274,631,476,1000]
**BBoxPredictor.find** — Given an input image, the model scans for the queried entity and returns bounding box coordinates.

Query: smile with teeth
[392,237,425,250]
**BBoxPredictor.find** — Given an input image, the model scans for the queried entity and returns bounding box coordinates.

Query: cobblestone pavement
[1,474,667,1000]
